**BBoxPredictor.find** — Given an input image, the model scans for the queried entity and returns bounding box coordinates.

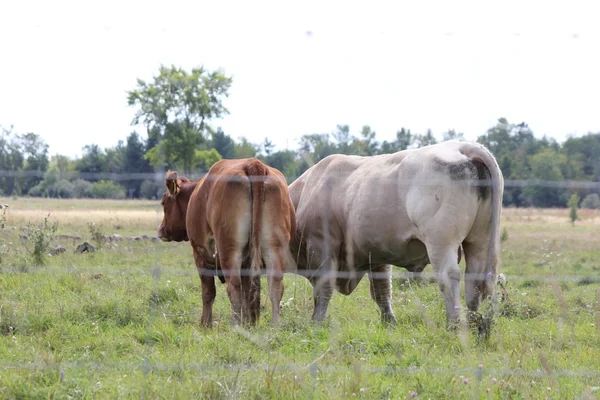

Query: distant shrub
[88,180,126,199]
[28,179,76,198]
[72,179,93,198]
[50,179,75,198]
[581,193,600,210]
[140,179,163,200]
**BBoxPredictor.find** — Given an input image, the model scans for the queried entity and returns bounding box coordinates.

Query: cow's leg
[311,278,334,322]
[220,251,244,326]
[426,243,462,327]
[263,246,286,325]
[461,241,492,313]
[193,250,217,328]
[368,264,397,325]
[311,258,337,322]
[240,259,261,326]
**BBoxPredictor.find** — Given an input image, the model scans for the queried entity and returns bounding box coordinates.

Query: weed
[24,213,58,266]
[87,222,106,250]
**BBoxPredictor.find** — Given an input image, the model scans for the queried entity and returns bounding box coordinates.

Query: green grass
[1,198,599,399]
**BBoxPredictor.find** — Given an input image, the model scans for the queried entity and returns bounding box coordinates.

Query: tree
[299,133,336,163]
[235,137,259,158]
[442,129,465,142]
[123,132,153,197]
[193,148,222,172]
[262,138,275,156]
[414,129,437,148]
[522,148,568,207]
[19,132,49,194]
[211,128,236,159]
[332,124,353,154]
[75,144,106,182]
[104,140,125,174]
[127,65,233,174]
[0,125,24,195]
[380,128,414,153]
[568,193,580,226]
[352,125,379,156]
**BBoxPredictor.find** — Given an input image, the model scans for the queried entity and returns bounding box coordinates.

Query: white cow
[288,140,503,326]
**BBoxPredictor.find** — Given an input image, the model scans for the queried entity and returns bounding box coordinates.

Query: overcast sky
[1,0,599,158]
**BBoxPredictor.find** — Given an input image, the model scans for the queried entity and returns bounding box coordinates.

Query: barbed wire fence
[0,171,599,393]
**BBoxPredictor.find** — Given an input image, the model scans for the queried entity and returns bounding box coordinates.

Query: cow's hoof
[381,314,397,327]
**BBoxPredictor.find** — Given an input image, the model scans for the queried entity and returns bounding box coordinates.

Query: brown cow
[157,158,296,327]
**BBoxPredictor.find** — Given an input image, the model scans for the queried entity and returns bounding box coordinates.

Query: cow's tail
[463,143,504,298]
[245,159,268,282]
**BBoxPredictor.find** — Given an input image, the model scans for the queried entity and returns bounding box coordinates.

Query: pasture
[1,197,599,399]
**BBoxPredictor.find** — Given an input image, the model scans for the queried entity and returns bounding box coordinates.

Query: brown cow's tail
[462,142,504,298]
[245,159,268,281]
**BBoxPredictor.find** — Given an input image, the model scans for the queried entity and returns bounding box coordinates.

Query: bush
[581,193,600,210]
[25,214,58,266]
[88,180,126,199]
[28,184,44,197]
[72,179,93,198]
[140,179,163,200]
[49,179,75,198]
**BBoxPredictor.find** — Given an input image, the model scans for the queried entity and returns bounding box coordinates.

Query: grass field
[1,196,599,399]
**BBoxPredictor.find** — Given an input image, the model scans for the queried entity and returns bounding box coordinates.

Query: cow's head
[157,170,191,242]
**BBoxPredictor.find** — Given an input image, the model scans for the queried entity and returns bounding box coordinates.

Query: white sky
[1,0,599,158]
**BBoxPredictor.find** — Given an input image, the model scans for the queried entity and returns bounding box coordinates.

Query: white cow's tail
[463,143,504,297]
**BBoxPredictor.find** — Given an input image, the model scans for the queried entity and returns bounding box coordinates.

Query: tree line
[1,65,599,209]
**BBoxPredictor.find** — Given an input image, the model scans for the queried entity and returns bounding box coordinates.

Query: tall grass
[0,198,599,398]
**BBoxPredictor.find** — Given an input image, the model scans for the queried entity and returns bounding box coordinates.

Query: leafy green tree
[234,137,259,158]
[127,65,233,174]
[568,193,580,226]
[122,132,152,197]
[299,133,336,162]
[193,149,222,172]
[442,129,465,142]
[562,133,600,181]
[19,132,49,194]
[75,144,106,182]
[260,150,299,182]
[0,125,24,195]
[414,129,438,147]
[262,138,275,156]
[332,124,353,154]
[380,128,414,153]
[211,128,236,159]
[522,148,568,207]
[352,125,379,156]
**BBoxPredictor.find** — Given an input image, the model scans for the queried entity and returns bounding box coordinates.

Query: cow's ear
[165,170,180,196]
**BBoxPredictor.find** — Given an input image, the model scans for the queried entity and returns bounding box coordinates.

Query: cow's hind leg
[263,246,287,325]
[368,264,397,325]
[426,243,463,328]
[310,259,337,322]
[220,250,244,326]
[241,259,261,326]
[461,241,496,315]
[194,250,216,328]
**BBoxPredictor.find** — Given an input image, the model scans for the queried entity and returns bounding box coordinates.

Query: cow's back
[290,141,500,270]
